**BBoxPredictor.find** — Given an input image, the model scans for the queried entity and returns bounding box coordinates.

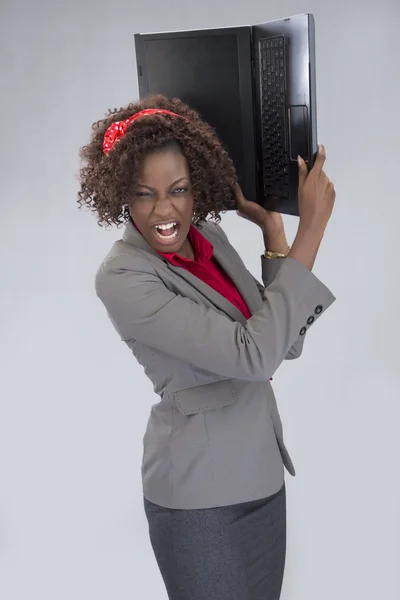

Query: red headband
[102,108,181,155]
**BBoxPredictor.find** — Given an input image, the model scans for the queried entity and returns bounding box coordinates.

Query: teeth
[154,229,178,241]
[155,222,177,231]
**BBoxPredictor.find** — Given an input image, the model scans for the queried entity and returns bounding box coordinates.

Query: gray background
[1,0,399,598]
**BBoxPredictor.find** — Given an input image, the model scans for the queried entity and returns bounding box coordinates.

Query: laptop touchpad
[288,105,309,162]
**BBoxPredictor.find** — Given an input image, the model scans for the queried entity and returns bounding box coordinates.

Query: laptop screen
[142,34,243,174]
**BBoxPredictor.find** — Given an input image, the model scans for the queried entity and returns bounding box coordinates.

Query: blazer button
[307,316,315,325]
[300,326,307,336]
[315,305,323,315]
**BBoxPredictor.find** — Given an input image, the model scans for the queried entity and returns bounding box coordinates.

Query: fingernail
[297,155,302,166]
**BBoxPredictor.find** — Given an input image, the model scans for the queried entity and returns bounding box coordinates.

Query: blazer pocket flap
[274,430,296,477]
[173,380,236,415]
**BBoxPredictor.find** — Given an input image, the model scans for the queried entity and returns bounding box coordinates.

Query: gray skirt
[143,484,286,600]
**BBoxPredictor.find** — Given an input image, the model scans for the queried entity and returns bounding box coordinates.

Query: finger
[298,155,308,188]
[232,182,241,198]
[321,170,330,187]
[312,143,326,174]
[325,181,334,199]
[233,184,248,208]
[232,182,242,195]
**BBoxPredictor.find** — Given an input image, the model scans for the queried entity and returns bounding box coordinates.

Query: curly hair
[78,95,238,227]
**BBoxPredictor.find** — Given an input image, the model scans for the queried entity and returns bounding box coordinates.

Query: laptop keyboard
[259,36,289,198]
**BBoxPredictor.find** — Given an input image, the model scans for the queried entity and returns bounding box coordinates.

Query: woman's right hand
[288,144,335,271]
[297,144,335,236]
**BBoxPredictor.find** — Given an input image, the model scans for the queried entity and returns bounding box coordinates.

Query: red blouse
[159,225,251,320]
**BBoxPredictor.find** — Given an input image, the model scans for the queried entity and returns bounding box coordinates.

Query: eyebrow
[136,177,188,190]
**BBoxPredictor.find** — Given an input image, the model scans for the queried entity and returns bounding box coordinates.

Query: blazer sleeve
[252,257,307,360]
[95,251,335,382]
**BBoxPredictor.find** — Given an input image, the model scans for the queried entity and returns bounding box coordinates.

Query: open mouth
[152,221,181,244]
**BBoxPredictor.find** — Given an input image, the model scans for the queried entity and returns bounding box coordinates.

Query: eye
[135,190,152,197]
[172,187,189,194]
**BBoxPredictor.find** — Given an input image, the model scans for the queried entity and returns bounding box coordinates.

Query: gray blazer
[96,220,335,509]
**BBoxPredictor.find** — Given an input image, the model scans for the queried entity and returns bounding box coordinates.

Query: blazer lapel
[122,219,261,324]
[211,241,263,317]
[169,223,263,322]
[166,262,248,325]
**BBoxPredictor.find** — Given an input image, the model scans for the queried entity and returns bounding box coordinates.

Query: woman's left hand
[234,184,289,254]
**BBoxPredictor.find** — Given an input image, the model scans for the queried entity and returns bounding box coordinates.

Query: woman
[78,95,335,600]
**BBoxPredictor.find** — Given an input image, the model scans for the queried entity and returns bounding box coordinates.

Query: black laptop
[135,14,318,216]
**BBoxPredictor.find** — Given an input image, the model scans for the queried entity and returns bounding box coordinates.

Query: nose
[152,193,175,219]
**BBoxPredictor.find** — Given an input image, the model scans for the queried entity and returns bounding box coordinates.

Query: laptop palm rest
[288,105,309,162]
